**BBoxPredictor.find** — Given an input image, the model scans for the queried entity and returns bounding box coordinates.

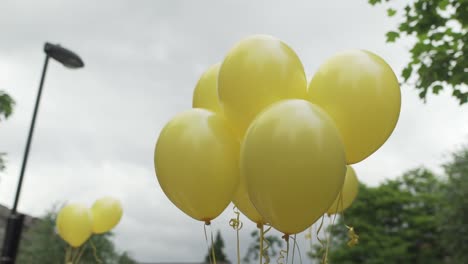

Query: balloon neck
[282,234,290,241]
[204,220,211,225]
[256,223,263,229]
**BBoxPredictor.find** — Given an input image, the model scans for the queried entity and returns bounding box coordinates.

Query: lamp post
[0,42,84,263]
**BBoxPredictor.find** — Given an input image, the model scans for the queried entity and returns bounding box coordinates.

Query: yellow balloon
[91,197,123,234]
[307,50,401,164]
[218,34,307,137]
[192,63,222,113]
[232,174,265,225]
[56,203,93,247]
[327,166,359,215]
[241,99,346,235]
[154,109,239,223]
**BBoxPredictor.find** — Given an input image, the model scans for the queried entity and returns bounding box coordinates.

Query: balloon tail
[229,205,243,264]
[204,222,213,264]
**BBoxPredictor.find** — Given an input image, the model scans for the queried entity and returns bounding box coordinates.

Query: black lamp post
[0,42,84,263]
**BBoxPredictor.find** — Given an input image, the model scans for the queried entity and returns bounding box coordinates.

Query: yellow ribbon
[277,235,289,264]
[229,206,243,264]
[260,224,272,264]
[346,225,359,247]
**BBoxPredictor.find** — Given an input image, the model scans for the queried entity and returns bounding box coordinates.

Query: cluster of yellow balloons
[154,34,400,235]
[56,197,123,247]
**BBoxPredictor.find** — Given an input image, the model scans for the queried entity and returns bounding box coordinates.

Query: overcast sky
[1,0,467,263]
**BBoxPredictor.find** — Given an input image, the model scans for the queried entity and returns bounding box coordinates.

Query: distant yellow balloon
[154,109,240,222]
[241,99,346,235]
[218,34,307,137]
[56,203,93,247]
[192,63,222,113]
[91,197,123,234]
[327,166,359,215]
[307,50,401,164]
[232,174,265,225]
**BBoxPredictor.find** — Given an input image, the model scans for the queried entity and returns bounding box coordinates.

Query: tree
[0,90,15,171]
[439,146,468,263]
[243,229,283,263]
[368,0,468,104]
[17,206,137,264]
[309,168,447,263]
[204,230,230,263]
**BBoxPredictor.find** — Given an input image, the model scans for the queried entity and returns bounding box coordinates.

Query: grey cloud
[1,0,467,262]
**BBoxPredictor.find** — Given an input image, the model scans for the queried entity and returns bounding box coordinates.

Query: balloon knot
[204,220,211,226]
[281,234,289,241]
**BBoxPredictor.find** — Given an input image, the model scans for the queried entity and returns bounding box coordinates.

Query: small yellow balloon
[56,203,93,247]
[307,50,401,164]
[91,197,123,234]
[327,166,359,215]
[218,34,307,137]
[154,109,240,222]
[241,99,346,235]
[232,174,265,225]
[192,63,222,113]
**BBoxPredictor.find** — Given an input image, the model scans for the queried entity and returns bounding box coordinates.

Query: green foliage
[0,90,14,171]
[17,207,137,264]
[440,147,468,263]
[309,168,447,263]
[0,153,6,171]
[0,90,15,120]
[204,230,230,263]
[243,229,283,263]
[368,0,468,104]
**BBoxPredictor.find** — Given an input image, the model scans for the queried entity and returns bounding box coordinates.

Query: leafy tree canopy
[369,0,467,104]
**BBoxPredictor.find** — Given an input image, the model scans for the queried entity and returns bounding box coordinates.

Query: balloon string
[90,240,103,264]
[277,248,287,264]
[277,235,289,264]
[65,246,71,263]
[74,243,88,264]
[259,224,264,264]
[291,235,296,264]
[304,225,313,256]
[316,216,327,264]
[261,225,272,264]
[229,205,243,264]
[210,225,217,264]
[323,212,339,264]
[338,193,359,248]
[290,235,302,264]
[345,225,359,247]
[204,223,213,264]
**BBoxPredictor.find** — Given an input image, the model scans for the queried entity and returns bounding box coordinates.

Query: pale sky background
[1,0,467,263]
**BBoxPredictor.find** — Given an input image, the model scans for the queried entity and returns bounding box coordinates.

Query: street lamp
[0,42,84,263]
